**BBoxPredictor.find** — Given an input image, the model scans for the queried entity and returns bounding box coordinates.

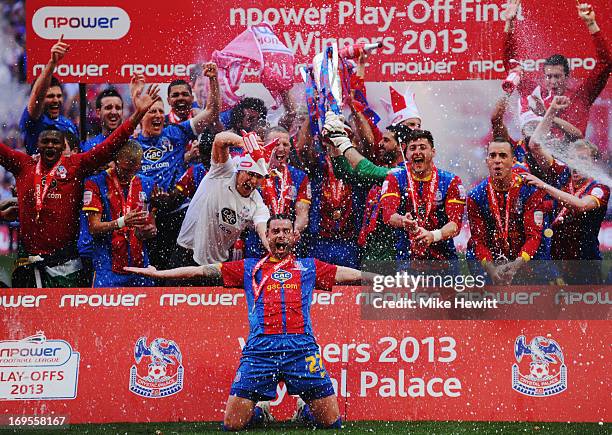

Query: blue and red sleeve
[314,259,338,291]
[220,260,245,287]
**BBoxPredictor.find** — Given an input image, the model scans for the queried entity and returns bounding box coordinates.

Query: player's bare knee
[222,413,249,431]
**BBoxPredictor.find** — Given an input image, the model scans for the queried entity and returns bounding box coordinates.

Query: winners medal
[332,209,342,221]
[406,165,438,257]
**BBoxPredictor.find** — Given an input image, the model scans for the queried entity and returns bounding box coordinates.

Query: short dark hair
[386,123,413,145]
[49,76,63,91]
[33,76,63,94]
[408,129,435,148]
[230,98,267,131]
[168,79,192,96]
[38,125,65,142]
[544,54,570,76]
[95,88,123,109]
[488,137,514,155]
[266,213,295,229]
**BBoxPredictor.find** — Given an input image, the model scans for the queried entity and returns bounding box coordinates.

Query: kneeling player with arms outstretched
[126,214,376,430]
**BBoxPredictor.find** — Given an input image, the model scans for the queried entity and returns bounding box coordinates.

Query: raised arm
[28,36,69,120]
[190,63,221,135]
[576,4,611,106]
[334,266,380,285]
[211,131,243,164]
[491,94,512,141]
[124,264,222,280]
[522,172,601,213]
[0,142,30,175]
[503,0,521,66]
[529,96,570,171]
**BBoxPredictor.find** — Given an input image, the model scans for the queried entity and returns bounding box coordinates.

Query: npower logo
[32,7,130,40]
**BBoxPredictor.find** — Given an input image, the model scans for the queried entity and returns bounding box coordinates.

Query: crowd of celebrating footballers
[0,1,610,430]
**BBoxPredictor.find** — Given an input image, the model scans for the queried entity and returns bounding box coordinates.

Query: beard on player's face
[267,220,295,258]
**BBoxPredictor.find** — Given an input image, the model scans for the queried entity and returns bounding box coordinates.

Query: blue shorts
[230,346,335,402]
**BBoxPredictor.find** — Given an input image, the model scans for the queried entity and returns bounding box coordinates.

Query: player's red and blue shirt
[136,120,196,190]
[83,170,155,274]
[467,176,545,263]
[380,167,465,261]
[221,257,337,349]
[19,108,79,156]
[548,161,610,260]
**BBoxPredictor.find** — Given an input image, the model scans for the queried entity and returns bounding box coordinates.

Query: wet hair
[38,125,65,142]
[488,137,515,155]
[572,139,599,160]
[386,123,413,145]
[229,97,268,131]
[266,213,295,229]
[115,139,143,161]
[167,79,192,96]
[544,54,570,76]
[32,76,63,94]
[408,129,435,148]
[264,126,289,141]
[95,88,123,109]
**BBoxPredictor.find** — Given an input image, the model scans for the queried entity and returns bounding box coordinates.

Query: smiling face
[97,96,123,133]
[266,218,295,259]
[406,137,435,176]
[141,100,165,136]
[377,131,400,165]
[268,131,291,168]
[44,86,63,120]
[167,84,194,120]
[486,141,516,185]
[37,130,65,167]
[235,170,264,197]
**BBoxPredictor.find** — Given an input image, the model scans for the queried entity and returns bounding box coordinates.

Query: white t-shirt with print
[177,158,270,264]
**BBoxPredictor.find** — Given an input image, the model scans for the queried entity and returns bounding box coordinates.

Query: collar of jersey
[411,172,432,182]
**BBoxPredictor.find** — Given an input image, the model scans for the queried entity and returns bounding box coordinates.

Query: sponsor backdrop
[26,0,611,83]
[0,286,609,423]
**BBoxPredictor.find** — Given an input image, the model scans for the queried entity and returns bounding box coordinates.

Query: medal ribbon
[552,178,593,225]
[251,254,295,304]
[167,109,191,124]
[486,174,520,244]
[406,164,438,225]
[263,166,291,214]
[107,168,138,218]
[107,168,145,272]
[34,156,64,219]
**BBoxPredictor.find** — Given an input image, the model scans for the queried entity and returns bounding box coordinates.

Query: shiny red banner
[0,286,609,423]
[25,0,611,83]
